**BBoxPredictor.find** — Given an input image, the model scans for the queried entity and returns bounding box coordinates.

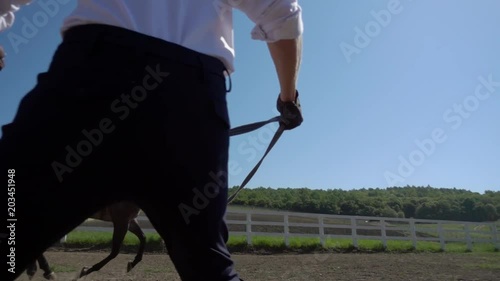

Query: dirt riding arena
[16,250,499,281]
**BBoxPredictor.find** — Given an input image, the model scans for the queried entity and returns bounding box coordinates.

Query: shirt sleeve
[0,0,32,32]
[229,0,303,42]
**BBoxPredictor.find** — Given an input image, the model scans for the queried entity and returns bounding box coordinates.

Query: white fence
[71,209,500,251]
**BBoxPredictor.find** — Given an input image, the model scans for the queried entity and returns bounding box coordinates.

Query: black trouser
[1,24,240,281]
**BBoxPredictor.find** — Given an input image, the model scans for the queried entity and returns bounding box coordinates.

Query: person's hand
[0,45,5,71]
[276,90,303,130]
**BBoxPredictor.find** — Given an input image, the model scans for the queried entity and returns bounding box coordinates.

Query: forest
[228,185,500,222]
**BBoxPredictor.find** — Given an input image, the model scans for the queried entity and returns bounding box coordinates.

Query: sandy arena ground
[14,250,500,281]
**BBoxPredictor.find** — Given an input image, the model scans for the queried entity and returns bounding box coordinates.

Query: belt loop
[224,69,232,93]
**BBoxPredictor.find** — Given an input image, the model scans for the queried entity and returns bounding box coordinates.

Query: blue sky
[1,1,499,194]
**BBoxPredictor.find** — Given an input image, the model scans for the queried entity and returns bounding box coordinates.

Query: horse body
[27,201,147,280]
[79,201,146,277]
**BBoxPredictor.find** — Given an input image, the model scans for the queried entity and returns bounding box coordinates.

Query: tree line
[228,185,500,222]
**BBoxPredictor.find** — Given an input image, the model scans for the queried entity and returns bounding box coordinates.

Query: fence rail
[70,209,500,252]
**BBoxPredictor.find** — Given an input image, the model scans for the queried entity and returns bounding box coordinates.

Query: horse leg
[79,220,129,278]
[37,254,56,280]
[26,260,37,280]
[126,218,146,272]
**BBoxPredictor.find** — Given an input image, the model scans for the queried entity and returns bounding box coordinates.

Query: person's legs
[117,41,238,279]
[134,67,240,280]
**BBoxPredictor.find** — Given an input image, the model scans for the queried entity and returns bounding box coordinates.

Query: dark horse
[27,201,146,279]
[79,201,146,277]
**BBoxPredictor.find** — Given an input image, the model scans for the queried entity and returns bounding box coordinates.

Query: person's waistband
[62,23,227,77]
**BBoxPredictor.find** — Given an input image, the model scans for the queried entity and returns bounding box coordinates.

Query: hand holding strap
[276,91,303,130]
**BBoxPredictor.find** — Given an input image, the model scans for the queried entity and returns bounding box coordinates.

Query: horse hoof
[127,261,133,272]
[44,272,57,280]
[79,266,90,278]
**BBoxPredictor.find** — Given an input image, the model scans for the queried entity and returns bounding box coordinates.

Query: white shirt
[0,0,303,73]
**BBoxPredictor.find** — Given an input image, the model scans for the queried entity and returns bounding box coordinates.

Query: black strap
[227,116,284,204]
[229,116,281,137]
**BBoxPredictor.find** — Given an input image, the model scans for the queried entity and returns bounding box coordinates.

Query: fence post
[246,212,252,246]
[319,216,325,247]
[437,222,445,251]
[60,235,67,244]
[284,214,290,247]
[380,219,387,250]
[491,222,499,251]
[464,223,472,252]
[409,218,417,250]
[351,217,358,249]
